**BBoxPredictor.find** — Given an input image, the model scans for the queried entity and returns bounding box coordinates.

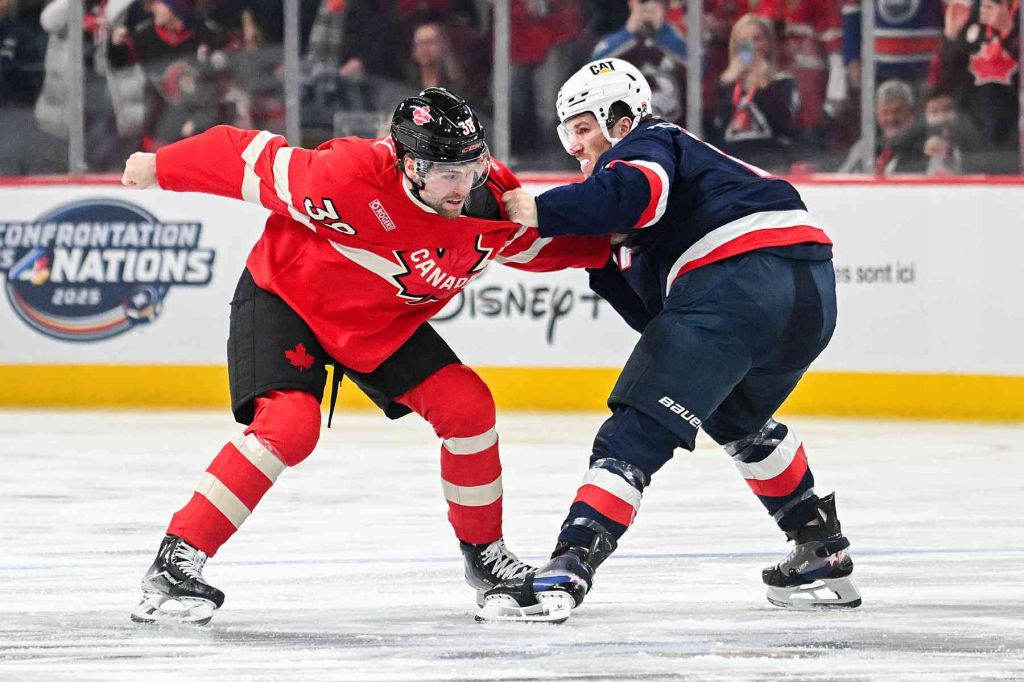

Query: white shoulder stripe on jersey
[504,224,530,245]
[272,147,318,233]
[240,130,279,206]
[664,209,823,294]
[496,235,552,264]
[494,225,529,263]
[328,241,407,281]
[622,159,670,228]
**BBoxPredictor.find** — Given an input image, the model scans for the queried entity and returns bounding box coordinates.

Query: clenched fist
[121,152,158,189]
[502,188,539,227]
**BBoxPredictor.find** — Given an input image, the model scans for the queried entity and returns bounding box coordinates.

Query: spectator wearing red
[931,0,1019,170]
[666,0,751,125]
[753,0,845,135]
[509,0,584,157]
[108,0,231,150]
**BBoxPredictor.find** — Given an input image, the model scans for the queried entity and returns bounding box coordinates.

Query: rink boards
[0,177,1022,420]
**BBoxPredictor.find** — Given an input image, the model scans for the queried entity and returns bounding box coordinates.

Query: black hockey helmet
[391,87,487,162]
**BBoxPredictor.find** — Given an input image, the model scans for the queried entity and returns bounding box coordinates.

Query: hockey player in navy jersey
[478,58,861,623]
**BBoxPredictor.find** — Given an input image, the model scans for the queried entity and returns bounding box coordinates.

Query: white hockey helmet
[555,58,653,152]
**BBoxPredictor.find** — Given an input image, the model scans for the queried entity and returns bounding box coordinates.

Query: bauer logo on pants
[0,198,214,342]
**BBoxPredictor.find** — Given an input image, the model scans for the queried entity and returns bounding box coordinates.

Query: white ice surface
[0,410,1022,681]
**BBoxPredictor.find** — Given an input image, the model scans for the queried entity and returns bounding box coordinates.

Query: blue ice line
[2,546,1023,572]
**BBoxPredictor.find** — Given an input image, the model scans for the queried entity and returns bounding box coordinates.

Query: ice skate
[130,535,225,625]
[763,493,862,609]
[476,532,616,624]
[460,537,536,606]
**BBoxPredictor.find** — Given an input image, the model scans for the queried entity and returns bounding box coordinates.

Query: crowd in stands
[0,0,1020,175]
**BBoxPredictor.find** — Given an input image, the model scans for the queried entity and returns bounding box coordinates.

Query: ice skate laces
[170,541,209,582]
[479,540,531,581]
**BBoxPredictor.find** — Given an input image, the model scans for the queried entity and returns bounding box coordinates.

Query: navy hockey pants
[559,251,837,547]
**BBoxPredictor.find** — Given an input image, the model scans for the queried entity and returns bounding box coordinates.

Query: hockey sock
[397,364,503,545]
[167,390,321,555]
[557,407,671,549]
[724,418,818,532]
[557,456,648,549]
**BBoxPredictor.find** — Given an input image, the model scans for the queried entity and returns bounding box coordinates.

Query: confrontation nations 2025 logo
[0,198,214,342]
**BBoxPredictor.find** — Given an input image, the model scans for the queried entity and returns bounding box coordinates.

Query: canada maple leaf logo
[391,236,493,305]
[284,342,314,371]
[412,105,432,126]
[969,40,1019,86]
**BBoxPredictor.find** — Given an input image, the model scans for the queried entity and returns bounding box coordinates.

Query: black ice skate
[460,537,535,607]
[475,532,616,624]
[130,534,225,625]
[763,493,862,609]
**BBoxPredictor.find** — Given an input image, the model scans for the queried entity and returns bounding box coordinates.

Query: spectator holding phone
[710,13,797,173]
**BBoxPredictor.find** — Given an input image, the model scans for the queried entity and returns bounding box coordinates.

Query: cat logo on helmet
[556,58,653,153]
[412,106,432,126]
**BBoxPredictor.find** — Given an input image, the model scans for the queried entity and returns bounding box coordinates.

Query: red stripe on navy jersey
[673,225,831,281]
[573,484,637,527]
[876,36,942,55]
[747,444,810,498]
[607,160,665,228]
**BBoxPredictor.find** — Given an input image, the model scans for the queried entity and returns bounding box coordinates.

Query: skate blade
[475,592,574,624]
[766,576,862,610]
[130,592,216,626]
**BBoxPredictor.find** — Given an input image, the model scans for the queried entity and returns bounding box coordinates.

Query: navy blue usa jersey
[536,119,833,319]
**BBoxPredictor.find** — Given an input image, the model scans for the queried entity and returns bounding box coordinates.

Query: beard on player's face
[418,179,471,218]
[402,156,474,219]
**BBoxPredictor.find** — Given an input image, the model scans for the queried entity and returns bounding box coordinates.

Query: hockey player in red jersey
[120,87,611,625]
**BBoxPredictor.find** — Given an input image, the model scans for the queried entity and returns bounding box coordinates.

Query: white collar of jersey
[401,174,439,215]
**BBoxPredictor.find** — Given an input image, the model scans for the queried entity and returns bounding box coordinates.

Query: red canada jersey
[156,125,610,372]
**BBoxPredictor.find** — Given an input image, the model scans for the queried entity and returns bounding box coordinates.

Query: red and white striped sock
[167,434,286,556]
[440,427,503,545]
